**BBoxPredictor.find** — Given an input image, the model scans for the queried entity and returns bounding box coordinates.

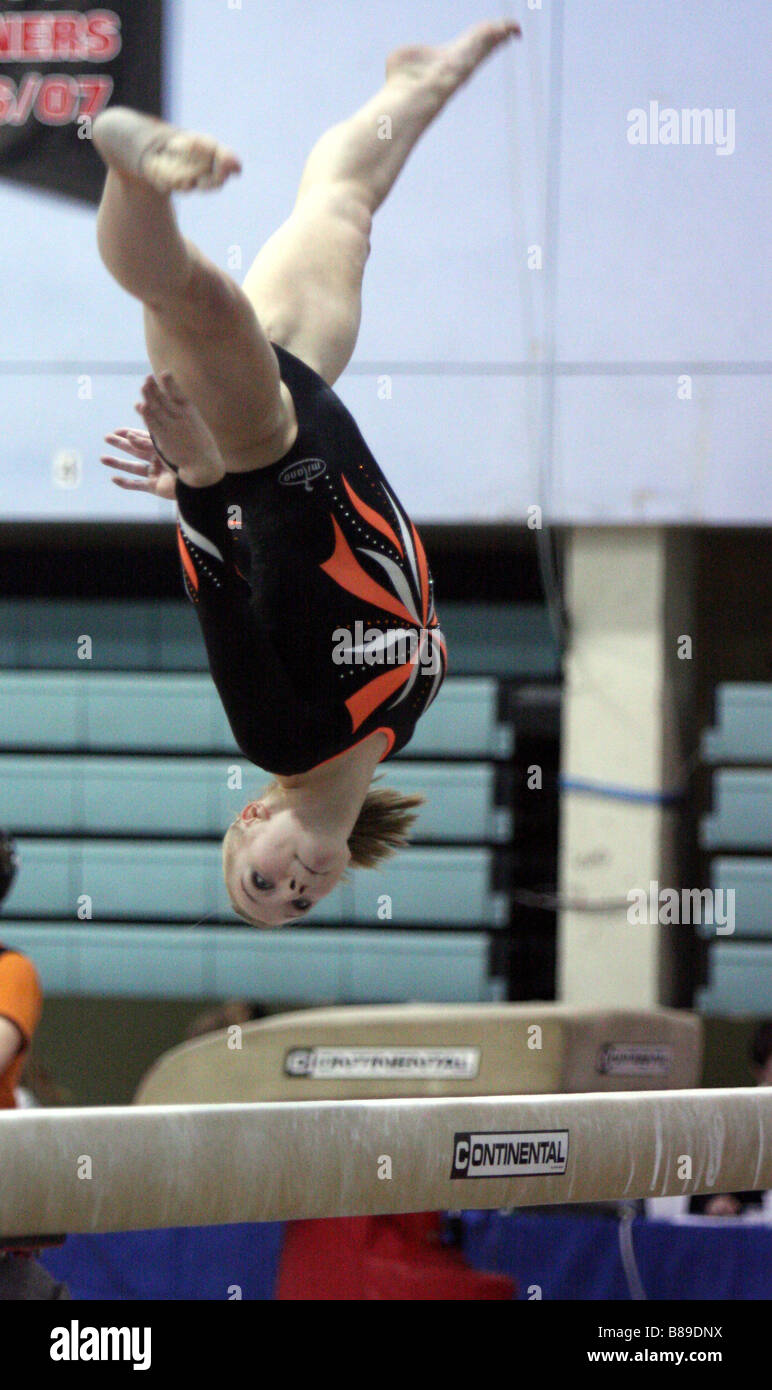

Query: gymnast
[96,20,521,926]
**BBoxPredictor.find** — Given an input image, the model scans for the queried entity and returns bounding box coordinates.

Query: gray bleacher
[0,601,557,1003]
[697,683,772,1016]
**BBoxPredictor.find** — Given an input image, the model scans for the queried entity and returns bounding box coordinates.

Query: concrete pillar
[557,528,695,1007]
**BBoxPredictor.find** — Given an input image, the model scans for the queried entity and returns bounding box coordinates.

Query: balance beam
[1,1087,769,1237]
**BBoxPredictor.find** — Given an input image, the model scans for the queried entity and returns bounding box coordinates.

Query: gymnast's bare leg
[92,19,520,473]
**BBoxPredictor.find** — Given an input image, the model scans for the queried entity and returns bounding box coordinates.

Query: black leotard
[174,343,446,775]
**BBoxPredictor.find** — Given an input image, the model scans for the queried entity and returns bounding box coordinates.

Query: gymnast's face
[227,800,351,927]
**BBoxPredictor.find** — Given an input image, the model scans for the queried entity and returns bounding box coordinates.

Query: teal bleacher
[699,771,772,850]
[0,756,510,844]
[0,599,558,679]
[0,926,492,1004]
[700,684,772,764]
[697,683,772,1016]
[0,672,512,758]
[0,600,557,1004]
[5,839,506,928]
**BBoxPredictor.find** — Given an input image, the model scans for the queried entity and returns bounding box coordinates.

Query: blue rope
[558,777,683,806]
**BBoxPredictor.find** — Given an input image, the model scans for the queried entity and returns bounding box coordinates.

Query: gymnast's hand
[101,370,226,495]
[101,426,178,499]
[135,369,226,487]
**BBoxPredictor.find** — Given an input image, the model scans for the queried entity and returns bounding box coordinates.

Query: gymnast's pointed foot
[93,107,242,194]
[385,18,521,91]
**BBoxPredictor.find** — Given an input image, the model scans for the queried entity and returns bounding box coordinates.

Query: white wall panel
[0,0,767,523]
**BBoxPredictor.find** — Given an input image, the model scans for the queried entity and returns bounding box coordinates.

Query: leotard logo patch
[278,457,327,491]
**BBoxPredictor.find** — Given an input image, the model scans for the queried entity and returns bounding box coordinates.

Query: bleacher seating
[698,683,772,1016]
[700,770,772,851]
[0,925,493,1003]
[700,684,772,764]
[705,858,772,938]
[4,838,506,928]
[698,944,772,1016]
[0,672,511,758]
[0,600,560,1003]
[0,756,511,843]
[0,599,559,680]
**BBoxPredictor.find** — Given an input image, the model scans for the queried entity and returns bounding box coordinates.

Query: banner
[0,1,163,204]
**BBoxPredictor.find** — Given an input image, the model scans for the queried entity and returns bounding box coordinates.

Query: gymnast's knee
[146,246,257,336]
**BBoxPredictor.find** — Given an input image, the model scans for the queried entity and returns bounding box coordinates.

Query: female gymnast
[96,19,520,926]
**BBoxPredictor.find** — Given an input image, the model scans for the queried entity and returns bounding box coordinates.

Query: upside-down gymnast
[95,20,521,927]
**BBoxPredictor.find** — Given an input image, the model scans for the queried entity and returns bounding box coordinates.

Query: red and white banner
[0,2,163,203]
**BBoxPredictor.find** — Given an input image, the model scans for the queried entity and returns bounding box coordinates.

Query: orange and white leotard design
[175,343,447,776]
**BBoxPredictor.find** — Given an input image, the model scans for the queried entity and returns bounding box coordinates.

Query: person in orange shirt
[0,834,69,1299]
[0,945,42,1110]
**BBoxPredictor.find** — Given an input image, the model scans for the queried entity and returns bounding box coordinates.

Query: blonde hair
[345,781,424,869]
[222,779,424,925]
